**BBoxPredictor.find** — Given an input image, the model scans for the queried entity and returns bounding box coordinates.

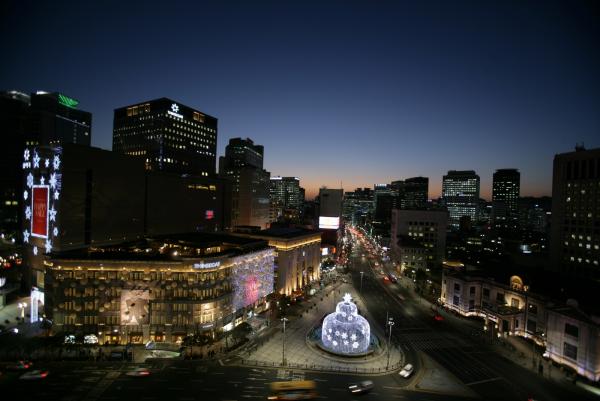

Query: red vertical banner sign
[32,186,49,237]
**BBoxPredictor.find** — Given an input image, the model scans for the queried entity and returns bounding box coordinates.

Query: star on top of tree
[343,293,352,303]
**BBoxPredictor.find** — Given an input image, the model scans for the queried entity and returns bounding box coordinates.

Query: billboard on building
[319,216,340,230]
[31,186,49,238]
[120,290,150,326]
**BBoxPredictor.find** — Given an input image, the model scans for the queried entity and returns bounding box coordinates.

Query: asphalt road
[348,229,595,401]
[1,359,474,401]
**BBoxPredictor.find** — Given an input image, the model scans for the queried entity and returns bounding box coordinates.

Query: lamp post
[386,317,394,369]
[281,317,288,366]
[360,271,364,293]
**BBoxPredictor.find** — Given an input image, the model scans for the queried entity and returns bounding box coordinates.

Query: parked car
[348,380,374,394]
[399,363,414,378]
[6,360,32,370]
[19,370,49,380]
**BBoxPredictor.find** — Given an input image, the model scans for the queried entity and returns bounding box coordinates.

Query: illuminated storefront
[44,234,274,344]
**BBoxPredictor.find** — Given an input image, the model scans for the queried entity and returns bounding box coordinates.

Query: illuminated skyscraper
[492,169,520,230]
[113,98,217,176]
[442,170,480,227]
[270,176,301,221]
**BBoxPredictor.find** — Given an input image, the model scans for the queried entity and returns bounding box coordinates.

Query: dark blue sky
[2,0,599,199]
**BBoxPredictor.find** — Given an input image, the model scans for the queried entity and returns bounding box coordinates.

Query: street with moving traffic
[347,226,597,401]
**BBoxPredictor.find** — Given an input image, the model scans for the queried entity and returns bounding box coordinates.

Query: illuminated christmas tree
[321,293,370,354]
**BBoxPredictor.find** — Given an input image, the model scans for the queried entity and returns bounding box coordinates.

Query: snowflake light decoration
[321,293,371,354]
[26,173,34,188]
[24,149,30,161]
[53,155,60,170]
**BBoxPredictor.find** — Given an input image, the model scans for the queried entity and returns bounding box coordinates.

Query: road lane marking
[465,377,502,386]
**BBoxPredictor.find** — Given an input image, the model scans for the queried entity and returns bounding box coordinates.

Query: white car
[348,380,374,394]
[399,363,414,378]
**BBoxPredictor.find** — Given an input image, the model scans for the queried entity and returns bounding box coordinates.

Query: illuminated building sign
[57,94,79,109]
[205,210,214,220]
[193,261,221,269]
[23,147,62,255]
[31,186,49,238]
[167,103,183,119]
[319,216,340,230]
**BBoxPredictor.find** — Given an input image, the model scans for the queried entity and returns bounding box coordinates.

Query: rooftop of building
[233,226,321,240]
[51,232,270,262]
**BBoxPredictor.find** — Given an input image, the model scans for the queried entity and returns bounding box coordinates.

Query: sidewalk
[239,282,403,374]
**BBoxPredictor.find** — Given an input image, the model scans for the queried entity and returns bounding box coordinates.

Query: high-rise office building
[0,90,92,240]
[492,169,520,230]
[219,138,270,229]
[113,98,217,176]
[342,188,374,226]
[550,146,600,279]
[402,177,429,209]
[373,184,395,224]
[270,176,301,221]
[30,92,92,146]
[442,170,480,227]
[318,188,343,224]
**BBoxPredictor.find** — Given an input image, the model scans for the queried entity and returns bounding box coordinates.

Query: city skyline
[1,1,598,200]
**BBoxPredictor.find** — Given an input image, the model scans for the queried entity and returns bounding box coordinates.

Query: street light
[386,317,395,369]
[281,317,289,366]
[360,271,364,293]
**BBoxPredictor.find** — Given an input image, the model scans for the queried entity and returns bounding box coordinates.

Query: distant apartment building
[442,170,480,227]
[550,146,600,279]
[113,98,217,176]
[492,169,520,230]
[390,209,448,271]
[219,138,270,229]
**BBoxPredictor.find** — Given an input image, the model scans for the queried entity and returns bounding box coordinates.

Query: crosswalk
[276,369,305,381]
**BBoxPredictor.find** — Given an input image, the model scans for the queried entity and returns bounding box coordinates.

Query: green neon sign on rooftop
[58,93,79,109]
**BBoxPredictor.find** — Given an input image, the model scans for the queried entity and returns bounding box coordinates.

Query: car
[126,367,151,377]
[388,275,398,283]
[399,363,414,378]
[6,360,33,370]
[433,314,444,322]
[19,370,49,380]
[348,380,374,394]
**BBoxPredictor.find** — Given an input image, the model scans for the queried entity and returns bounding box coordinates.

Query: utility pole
[360,271,364,293]
[387,317,395,369]
[281,317,288,366]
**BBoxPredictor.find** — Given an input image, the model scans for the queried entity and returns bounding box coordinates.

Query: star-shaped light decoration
[45,239,52,254]
[23,230,30,243]
[341,332,348,339]
[26,173,34,188]
[25,206,31,220]
[33,152,40,168]
[53,155,61,170]
[44,158,50,168]
[49,206,57,222]
[332,340,338,347]
[348,316,353,321]
[343,340,349,346]
[54,191,60,200]
[23,190,28,200]
[351,333,357,341]
[49,173,57,189]
[33,246,38,256]
[40,176,45,185]
[352,341,359,349]
[343,293,352,303]
[23,148,30,161]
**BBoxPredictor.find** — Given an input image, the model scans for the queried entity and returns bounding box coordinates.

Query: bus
[268,380,318,400]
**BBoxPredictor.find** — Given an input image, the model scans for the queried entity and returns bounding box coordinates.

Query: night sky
[1,0,599,199]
